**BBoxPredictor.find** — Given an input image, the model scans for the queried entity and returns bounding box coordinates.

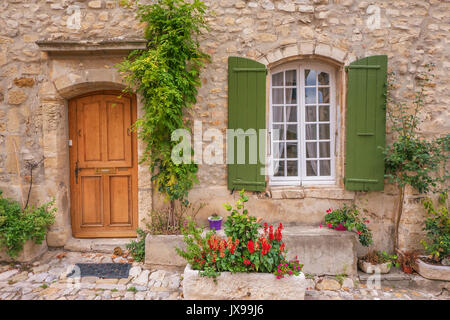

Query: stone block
[183,264,306,300]
[14,77,35,87]
[283,226,358,276]
[0,239,48,263]
[145,234,186,270]
[7,89,27,105]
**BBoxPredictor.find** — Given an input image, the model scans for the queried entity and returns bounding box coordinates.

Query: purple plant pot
[208,217,223,231]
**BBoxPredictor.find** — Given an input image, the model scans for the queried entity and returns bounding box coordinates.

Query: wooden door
[69,92,138,238]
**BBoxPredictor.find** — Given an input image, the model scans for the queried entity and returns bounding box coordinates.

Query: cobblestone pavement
[0,250,448,300]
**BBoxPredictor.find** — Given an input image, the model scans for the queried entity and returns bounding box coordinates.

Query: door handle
[75,161,81,184]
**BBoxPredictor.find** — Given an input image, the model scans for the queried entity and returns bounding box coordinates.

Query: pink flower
[319,224,323,228]
[328,224,332,228]
[357,231,362,235]
[365,220,370,223]
[326,208,332,213]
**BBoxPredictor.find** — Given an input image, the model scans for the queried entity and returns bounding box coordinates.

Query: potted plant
[208,213,223,231]
[0,190,56,263]
[320,205,373,247]
[176,190,306,300]
[358,250,399,274]
[397,250,417,274]
[413,193,450,281]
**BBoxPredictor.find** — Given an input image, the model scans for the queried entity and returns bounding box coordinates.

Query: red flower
[243,258,251,266]
[365,220,370,223]
[280,242,285,253]
[269,225,274,241]
[247,240,254,253]
[357,231,362,235]
[328,224,332,228]
[264,222,268,233]
[319,224,323,228]
[326,208,332,213]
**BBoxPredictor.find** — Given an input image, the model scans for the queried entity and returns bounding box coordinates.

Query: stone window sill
[268,186,355,200]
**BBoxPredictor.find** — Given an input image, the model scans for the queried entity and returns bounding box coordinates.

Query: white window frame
[268,61,337,186]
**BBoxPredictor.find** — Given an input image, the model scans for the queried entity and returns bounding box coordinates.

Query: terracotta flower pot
[402,264,413,274]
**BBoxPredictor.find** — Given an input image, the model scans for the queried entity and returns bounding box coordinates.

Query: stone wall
[0,0,448,253]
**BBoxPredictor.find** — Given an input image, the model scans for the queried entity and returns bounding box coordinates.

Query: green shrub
[421,192,449,262]
[0,190,56,259]
[125,228,148,262]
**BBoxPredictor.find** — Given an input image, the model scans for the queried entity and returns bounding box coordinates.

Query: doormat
[67,263,131,279]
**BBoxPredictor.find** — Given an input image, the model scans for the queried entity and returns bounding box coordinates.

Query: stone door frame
[37,40,151,247]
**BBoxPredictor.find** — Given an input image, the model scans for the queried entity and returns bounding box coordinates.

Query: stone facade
[0,1,448,253]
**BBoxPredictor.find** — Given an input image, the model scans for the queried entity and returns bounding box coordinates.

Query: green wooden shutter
[344,55,387,191]
[227,56,266,192]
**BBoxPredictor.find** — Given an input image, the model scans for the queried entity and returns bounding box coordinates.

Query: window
[269,62,336,185]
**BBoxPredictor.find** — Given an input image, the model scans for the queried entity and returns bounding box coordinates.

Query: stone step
[64,237,135,254]
[282,226,358,276]
[146,225,358,276]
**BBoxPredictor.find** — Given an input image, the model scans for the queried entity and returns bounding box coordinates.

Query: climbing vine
[383,64,450,251]
[117,0,209,214]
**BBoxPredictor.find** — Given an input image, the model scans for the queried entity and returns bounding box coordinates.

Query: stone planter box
[145,226,358,276]
[358,260,391,274]
[414,258,450,281]
[145,234,186,271]
[0,239,48,263]
[182,264,306,300]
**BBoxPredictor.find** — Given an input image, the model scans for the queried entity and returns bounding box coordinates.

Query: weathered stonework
[182,264,306,300]
[0,0,448,255]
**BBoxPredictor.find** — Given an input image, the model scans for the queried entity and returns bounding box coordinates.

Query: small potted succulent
[358,250,398,274]
[208,213,223,231]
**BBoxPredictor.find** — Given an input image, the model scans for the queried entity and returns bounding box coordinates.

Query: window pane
[285,88,297,104]
[305,124,317,140]
[319,142,330,158]
[318,87,330,104]
[286,124,297,140]
[274,160,285,177]
[273,142,285,158]
[285,70,297,86]
[305,106,316,122]
[319,124,330,140]
[286,142,297,158]
[320,160,331,176]
[272,72,283,86]
[306,160,318,176]
[273,124,285,140]
[306,142,317,158]
[287,161,298,176]
[273,106,284,122]
[318,72,329,85]
[286,106,297,122]
[305,69,316,86]
[305,88,316,104]
[272,88,284,104]
[319,105,329,121]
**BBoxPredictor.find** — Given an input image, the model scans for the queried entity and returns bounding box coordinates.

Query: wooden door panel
[77,96,103,167]
[105,98,132,166]
[109,175,132,226]
[80,176,103,226]
[69,92,137,238]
